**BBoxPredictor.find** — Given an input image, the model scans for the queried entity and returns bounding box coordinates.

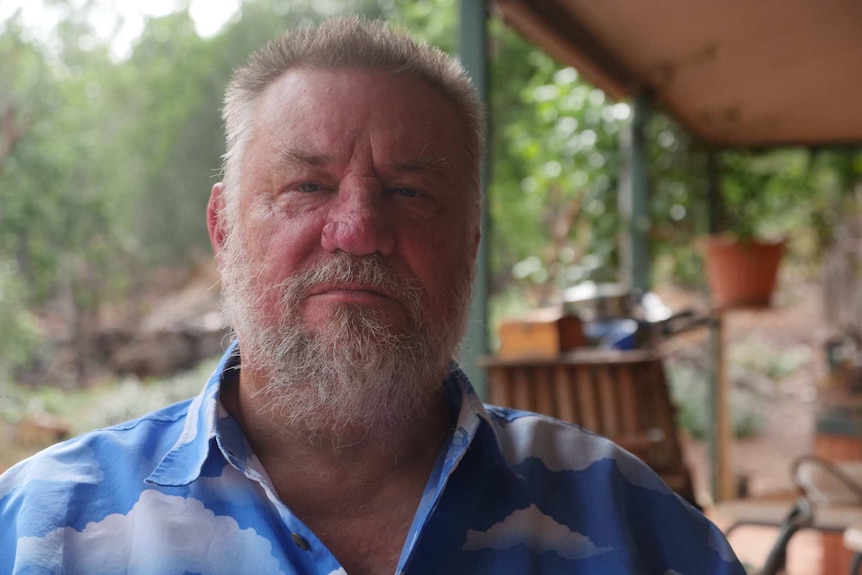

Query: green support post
[458,0,490,399]
[619,93,652,293]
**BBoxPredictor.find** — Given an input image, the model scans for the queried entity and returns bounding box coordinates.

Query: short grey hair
[220,17,484,219]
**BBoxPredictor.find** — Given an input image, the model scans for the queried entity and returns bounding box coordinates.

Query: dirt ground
[657,280,826,500]
[659,280,833,573]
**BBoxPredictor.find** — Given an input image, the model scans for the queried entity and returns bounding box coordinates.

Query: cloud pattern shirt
[0,343,745,574]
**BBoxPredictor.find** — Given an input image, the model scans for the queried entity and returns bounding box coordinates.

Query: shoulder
[483,404,670,492]
[476,405,744,573]
[0,399,193,529]
[4,398,191,476]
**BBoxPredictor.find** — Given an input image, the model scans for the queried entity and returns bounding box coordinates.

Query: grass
[665,333,812,440]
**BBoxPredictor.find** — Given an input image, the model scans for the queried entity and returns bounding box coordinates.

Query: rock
[15,413,72,448]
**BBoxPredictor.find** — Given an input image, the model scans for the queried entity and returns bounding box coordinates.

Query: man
[0,18,745,574]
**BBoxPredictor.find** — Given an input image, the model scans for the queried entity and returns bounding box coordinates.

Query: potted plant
[702,151,804,309]
[703,235,786,309]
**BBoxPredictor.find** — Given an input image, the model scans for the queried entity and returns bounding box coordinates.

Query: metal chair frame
[718,454,862,575]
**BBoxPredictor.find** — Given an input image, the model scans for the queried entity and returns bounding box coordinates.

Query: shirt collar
[433,365,514,483]
[146,343,509,487]
[145,343,239,486]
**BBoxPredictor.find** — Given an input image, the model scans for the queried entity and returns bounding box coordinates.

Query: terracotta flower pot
[703,236,786,309]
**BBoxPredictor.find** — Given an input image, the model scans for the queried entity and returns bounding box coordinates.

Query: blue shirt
[0,344,744,574]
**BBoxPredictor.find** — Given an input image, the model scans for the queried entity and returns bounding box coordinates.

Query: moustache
[276,253,424,320]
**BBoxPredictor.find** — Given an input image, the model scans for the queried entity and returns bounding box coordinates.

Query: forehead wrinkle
[272,143,452,183]
[272,145,335,171]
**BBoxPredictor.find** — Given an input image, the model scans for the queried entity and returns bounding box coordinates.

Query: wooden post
[705,147,733,502]
[710,311,734,501]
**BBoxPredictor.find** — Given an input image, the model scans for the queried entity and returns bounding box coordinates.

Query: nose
[321,183,395,257]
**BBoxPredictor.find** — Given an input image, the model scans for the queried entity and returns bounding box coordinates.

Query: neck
[221,364,452,575]
[222,365,451,507]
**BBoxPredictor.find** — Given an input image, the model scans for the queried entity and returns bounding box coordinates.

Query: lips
[305,284,401,305]
[305,283,398,302]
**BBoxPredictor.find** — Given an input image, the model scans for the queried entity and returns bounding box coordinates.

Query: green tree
[486,22,626,305]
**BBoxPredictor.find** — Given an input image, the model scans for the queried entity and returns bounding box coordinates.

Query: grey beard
[251,304,446,437]
[219,242,471,438]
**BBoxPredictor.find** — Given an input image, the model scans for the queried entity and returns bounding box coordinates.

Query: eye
[393,186,422,199]
[296,182,324,193]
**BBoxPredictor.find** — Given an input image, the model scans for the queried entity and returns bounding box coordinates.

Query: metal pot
[561,282,633,321]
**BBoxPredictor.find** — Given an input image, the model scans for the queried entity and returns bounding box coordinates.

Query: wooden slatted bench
[480,350,696,504]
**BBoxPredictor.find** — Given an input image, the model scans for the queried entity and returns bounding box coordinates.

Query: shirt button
[292,532,311,551]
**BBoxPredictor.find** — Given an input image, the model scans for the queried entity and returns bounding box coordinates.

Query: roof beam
[494,0,634,100]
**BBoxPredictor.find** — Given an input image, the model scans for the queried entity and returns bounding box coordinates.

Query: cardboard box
[497,308,585,359]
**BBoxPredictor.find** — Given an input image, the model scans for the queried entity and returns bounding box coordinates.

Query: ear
[207,182,228,257]
[470,225,482,261]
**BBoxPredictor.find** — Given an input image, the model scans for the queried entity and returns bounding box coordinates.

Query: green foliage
[643,116,710,287]
[721,149,815,241]
[389,0,457,50]
[802,148,862,251]
[0,10,134,308]
[0,261,40,372]
[488,23,625,304]
[645,117,862,287]
[116,11,223,264]
[666,356,764,440]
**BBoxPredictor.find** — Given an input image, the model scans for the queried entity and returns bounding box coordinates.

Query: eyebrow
[392,156,450,175]
[273,147,451,179]
[274,148,334,171]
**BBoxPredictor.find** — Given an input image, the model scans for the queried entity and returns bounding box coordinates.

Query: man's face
[208,67,479,433]
[225,67,477,335]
